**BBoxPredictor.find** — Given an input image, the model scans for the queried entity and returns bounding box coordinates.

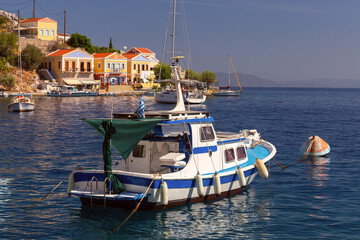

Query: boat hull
[8,102,35,112]
[212,91,240,96]
[47,92,98,97]
[70,163,262,210]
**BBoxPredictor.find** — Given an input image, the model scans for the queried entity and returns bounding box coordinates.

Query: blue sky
[2,0,360,82]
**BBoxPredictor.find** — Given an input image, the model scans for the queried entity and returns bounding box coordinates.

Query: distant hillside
[280,78,360,88]
[215,72,279,88]
[215,72,360,89]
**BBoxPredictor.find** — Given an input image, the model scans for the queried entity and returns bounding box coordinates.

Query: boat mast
[17,10,23,92]
[228,54,230,91]
[170,0,186,112]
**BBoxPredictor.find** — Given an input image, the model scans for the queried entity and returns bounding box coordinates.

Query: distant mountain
[214,72,360,88]
[280,78,360,88]
[215,72,279,88]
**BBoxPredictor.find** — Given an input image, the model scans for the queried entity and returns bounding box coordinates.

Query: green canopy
[83,118,163,193]
[83,118,163,160]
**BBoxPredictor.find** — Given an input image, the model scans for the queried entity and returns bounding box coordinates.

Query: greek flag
[136,94,145,118]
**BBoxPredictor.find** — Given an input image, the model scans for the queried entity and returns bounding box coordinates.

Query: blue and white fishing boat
[67,0,276,210]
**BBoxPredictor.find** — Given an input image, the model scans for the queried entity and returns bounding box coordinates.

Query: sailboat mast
[171,0,176,60]
[17,10,23,91]
[228,54,230,91]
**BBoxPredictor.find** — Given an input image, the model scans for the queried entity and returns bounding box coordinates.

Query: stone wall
[19,38,60,54]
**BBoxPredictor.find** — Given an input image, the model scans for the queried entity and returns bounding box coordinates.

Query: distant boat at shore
[213,55,242,96]
[47,85,98,97]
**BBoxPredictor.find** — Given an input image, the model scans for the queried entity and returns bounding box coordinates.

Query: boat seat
[160,152,186,170]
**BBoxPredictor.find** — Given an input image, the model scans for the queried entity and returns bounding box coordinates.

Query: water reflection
[308,157,330,187]
[73,188,274,239]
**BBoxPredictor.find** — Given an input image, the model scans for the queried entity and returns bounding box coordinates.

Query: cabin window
[225,149,235,163]
[133,145,146,158]
[200,126,215,141]
[237,146,246,160]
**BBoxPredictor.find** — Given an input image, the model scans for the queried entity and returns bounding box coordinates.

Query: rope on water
[112,172,159,232]
[272,138,314,169]
[24,173,70,212]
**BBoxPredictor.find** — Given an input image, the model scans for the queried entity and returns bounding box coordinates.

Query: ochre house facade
[19,17,57,41]
[93,52,127,88]
[44,48,97,89]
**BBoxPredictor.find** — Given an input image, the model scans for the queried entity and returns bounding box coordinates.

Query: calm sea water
[1,88,359,239]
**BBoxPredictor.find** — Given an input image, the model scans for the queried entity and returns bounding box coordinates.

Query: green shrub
[0,74,15,87]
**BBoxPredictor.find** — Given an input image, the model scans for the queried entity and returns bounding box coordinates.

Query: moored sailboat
[212,54,242,96]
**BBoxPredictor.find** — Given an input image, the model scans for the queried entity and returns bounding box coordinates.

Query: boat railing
[103,177,111,211]
[90,176,98,208]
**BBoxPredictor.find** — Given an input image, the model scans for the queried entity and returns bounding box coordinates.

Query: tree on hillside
[200,70,216,86]
[109,37,113,49]
[153,63,171,80]
[185,69,201,80]
[0,31,17,65]
[21,44,43,71]
[67,33,95,53]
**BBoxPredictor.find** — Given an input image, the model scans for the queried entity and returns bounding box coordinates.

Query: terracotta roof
[20,17,56,23]
[122,53,140,59]
[58,33,70,37]
[134,47,153,54]
[93,53,113,58]
[47,49,74,57]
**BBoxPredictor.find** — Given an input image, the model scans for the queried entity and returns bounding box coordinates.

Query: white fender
[67,172,75,196]
[160,181,168,205]
[213,172,221,196]
[255,158,269,179]
[196,172,204,197]
[236,167,246,187]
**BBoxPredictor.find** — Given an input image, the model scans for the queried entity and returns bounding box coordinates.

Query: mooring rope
[111,172,159,233]
[273,138,314,169]
[24,173,70,212]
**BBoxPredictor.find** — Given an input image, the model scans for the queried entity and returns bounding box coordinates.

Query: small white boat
[68,1,276,210]
[213,54,242,97]
[8,95,35,112]
[155,80,207,104]
[0,91,9,97]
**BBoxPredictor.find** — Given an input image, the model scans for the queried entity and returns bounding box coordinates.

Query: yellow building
[44,48,97,89]
[93,52,127,88]
[19,17,57,41]
[126,47,158,81]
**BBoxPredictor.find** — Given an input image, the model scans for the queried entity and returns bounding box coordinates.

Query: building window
[133,64,136,70]
[122,63,125,69]
[142,65,145,71]
[225,149,235,163]
[200,126,215,141]
[146,65,149,71]
[51,30,55,36]
[107,63,111,69]
[100,76,103,83]
[58,61,60,69]
[40,29,43,36]
[117,63,120,72]
[98,62,101,69]
[46,29,49,36]
[112,63,115,72]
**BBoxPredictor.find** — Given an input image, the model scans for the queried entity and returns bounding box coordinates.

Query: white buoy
[213,172,221,196]
[255,158,269,179]
[236,167,246,187]
[160,180,168,205]
[196,172,204,197]
[67,172,75,196]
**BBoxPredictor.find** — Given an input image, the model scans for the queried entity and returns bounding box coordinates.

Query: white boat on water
[155,80,207,104]
[67,0,276,210]
[8,95,35,112]
[212,55,242,97]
